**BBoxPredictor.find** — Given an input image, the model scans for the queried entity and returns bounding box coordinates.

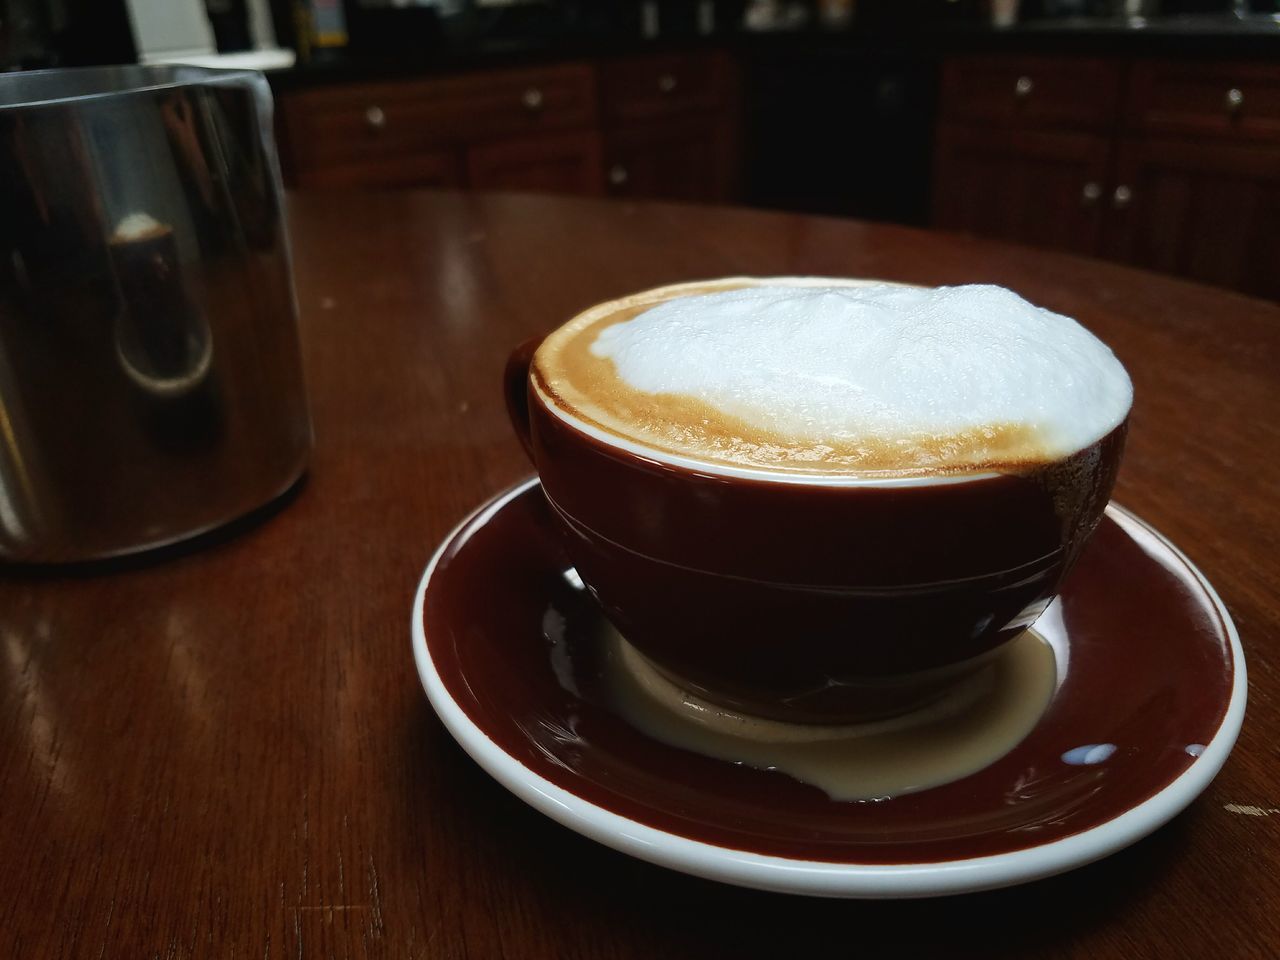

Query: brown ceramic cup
[504,292,1127,724]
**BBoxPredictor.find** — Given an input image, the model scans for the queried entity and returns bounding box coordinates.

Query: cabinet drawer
[1128,60,1280,142]
[940,56,1122,130]
[281,64,597,173]
[601,52,732,123]
[1107,136,1280,299]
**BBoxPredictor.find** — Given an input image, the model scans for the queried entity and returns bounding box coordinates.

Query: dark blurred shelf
[267,17,1280,92]
[928,14,1280,55]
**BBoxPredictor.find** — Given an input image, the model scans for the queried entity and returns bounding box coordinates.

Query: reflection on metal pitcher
[0,66,312,562]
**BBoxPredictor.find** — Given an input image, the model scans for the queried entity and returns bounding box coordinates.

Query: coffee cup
[505,278,1129,723]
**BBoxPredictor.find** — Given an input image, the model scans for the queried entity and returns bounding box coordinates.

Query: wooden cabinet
[599,52,737,203]
[934,55,1280,299]
[467,130,603,196]
[1107,137,1280,301]
[604,117,734,203]
[290,149,462,190]
[940,56,1122,131]
[276,52,738,203]
[933,125,1110,256]
[601,51,732,123]
[279,64,597,190]
[935,55,1120,256]
[1127,60,1280,142]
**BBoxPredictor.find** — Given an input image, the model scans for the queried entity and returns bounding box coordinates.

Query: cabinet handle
[658,73,678,94]
[1081,181,1102,205]
[364,105,387,131]
[1225,87,1244,115]
[1112,184,1133,209]
[608,164,629,186]
[522,88,545,111]
[1014,75,1034,99]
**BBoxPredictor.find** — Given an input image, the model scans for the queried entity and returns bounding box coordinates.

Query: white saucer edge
[410,478,1247,899]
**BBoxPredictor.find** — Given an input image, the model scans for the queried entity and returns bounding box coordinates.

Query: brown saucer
[413,479,1244,897]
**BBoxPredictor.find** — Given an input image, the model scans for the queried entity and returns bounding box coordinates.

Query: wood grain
[933,54,1280,301]
[279,63,598,187]
[933,123,1111,256]
[1,191,1276,958]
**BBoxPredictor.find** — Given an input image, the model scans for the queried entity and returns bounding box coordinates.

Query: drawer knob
[1081,181,1102,205]
[608,164,629,186]
[1014,75,1034,99]
[1112,184,1133,209]
[364,105,387,131]
[522,88,545,111]
[1225,87,1244,115]
[658,73,678,94]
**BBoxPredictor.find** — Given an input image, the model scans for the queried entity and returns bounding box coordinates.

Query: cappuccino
[532,278,1132,477]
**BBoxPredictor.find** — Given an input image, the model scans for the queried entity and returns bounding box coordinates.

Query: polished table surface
[2,191,1277,958]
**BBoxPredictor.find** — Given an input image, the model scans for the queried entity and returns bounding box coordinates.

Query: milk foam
[535,278,1132,475]
[593,281,1129,460]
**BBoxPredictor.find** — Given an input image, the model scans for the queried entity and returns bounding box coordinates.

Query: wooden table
[2,192,1276,958]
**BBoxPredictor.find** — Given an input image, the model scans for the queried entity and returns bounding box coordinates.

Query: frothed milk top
[532,278,1132,477]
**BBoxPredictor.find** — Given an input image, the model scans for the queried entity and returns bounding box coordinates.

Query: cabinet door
[604,117,735,204]
[1107,137,1280,300]
[467,130,603,196]
[933,124,1112,256]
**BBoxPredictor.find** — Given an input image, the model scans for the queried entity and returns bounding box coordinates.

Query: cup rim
[534,274,1134,489]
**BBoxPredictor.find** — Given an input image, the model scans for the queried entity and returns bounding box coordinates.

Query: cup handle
[504,336,543,462]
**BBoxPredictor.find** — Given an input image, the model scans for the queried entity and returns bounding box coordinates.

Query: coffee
[532,277,1132,477]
